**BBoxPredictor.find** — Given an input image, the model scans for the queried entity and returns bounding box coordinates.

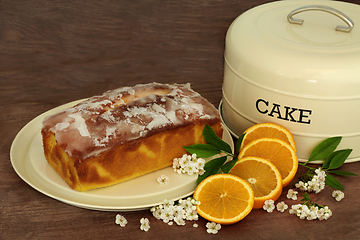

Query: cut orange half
[193,174,254,225]
[241,122,297,152]
[229,156,283,209]
[238,138,298,187]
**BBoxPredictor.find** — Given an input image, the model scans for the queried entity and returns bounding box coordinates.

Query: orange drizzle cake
[41,83,222,191]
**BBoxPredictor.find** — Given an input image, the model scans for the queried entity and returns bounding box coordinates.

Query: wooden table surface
[2,0,360,239]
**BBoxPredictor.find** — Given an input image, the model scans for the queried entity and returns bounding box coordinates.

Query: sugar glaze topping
[42,83,220,159]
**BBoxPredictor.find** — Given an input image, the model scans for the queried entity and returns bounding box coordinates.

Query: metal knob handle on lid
[287,5,354,33]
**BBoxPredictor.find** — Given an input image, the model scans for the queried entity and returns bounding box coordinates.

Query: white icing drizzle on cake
[42,83,220,159]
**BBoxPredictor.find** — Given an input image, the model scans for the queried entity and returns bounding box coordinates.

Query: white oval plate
[10,100,233,212]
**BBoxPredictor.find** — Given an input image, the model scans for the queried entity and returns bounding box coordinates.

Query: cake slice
[41,82,222,191]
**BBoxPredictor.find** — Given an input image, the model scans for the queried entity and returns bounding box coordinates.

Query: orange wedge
[238,138,298,187]
[193,174,254,225]
[241,122,296,152]
[229,156,283,209]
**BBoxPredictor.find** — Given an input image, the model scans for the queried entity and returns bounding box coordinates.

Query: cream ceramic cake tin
[222,0,360,162]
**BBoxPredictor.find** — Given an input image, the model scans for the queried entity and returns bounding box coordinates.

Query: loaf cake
[41,83,223,191]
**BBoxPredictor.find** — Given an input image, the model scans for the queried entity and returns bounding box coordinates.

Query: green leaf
[197,156,227,184]
[322,151,340,169]
[325,174,344,190]
[328,149,352,169]
[221,157,238,173]
[327,170,358,176]
[184,144,221,158]
[323,149,352,169]
[236,133,246,155]
[300,192,310,202]
[308,136,342,162]
[202,124,232,153]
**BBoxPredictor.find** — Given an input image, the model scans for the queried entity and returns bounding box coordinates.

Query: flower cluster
[289,204,332,220]
[150,197,201,226]
[173,154,205,175]
[295,167,326,193]
[289,191,333,221]
[262,189,344,221]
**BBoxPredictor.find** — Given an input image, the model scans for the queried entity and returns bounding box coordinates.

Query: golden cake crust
[41,83,222,191]
[42,120,222,191]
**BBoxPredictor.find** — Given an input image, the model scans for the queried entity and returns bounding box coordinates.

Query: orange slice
[238,138,298,187]
[229,156,283,209]
[193,174,254,225]
[241,122,297,152]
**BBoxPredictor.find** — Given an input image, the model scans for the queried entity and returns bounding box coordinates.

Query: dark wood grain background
[1,0,360,239]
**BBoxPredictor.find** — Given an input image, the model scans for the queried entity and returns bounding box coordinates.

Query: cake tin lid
[225,0,360,99]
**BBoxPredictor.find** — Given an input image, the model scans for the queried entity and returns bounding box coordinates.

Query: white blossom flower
[317,213,327,220]
[198,168,205,176]
[295,181,308,191]
[152,207,163,220]
[172,158,180,168]
[307,180,315,192]
[161,207,175,223]
[196,158,205,168]
[317,206,332,220]
[323,206,333,219]
[191,198,201,206]
[289,204,301,215]
[157,175,169,185]
[276,201,288,212]
[179,156,190,168]
[115,214,128,227]
[179,198,193,210]
[315,168,326,182]
[289,204,310,219]
[185,209,198,221]
[286,189,298,200]
[206,222,221,234]
[303,206,318,220]
[174,215,186,226]
[298,205,310,220]
[140,218,150,232]
[332,190,345,201]
[263,199,275,213]
[183,164,194,175]
[173,205,186,219]
[193,223,199,228]
[163,199,174,208]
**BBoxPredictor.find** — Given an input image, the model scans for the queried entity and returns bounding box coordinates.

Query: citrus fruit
[238,138,298,187]
[229,156,283,209]
[241,122,297,152]
[193,174,254,225]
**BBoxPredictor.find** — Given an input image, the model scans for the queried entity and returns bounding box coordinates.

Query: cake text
[256,99,312,124]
